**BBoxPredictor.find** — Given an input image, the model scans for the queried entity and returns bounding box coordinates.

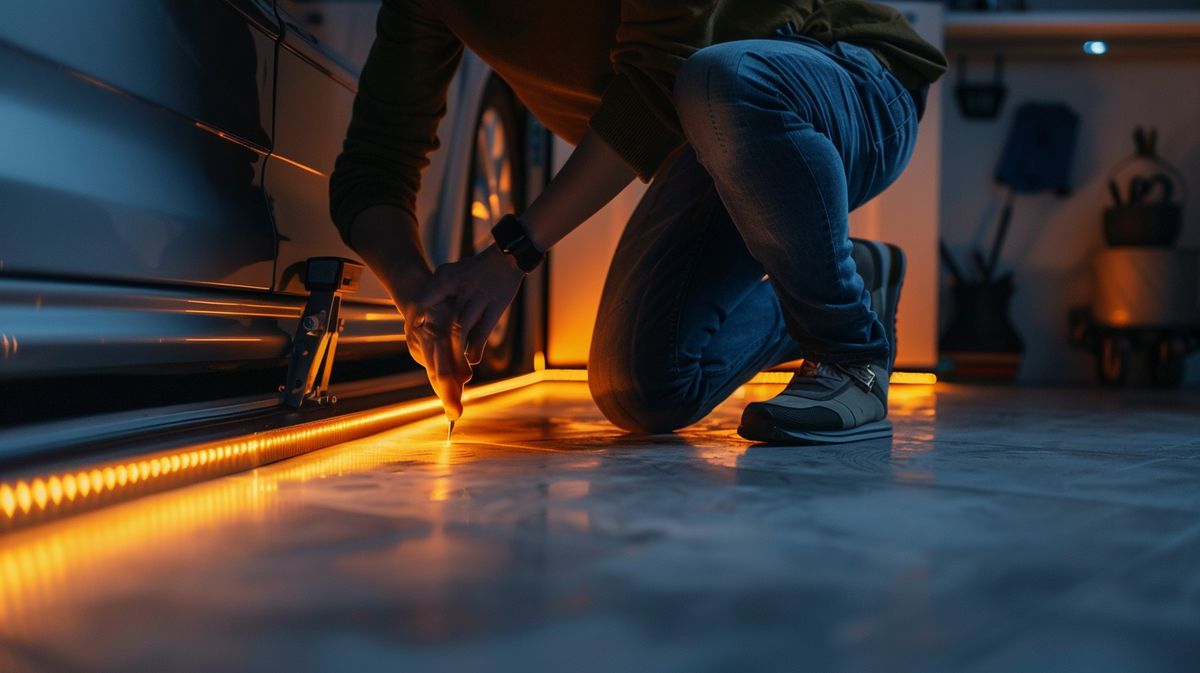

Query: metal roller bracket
[280,257,363,409]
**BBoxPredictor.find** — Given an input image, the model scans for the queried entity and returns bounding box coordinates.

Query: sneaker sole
[737,418,893,445]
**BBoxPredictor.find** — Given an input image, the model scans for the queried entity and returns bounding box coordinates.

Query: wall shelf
[945,10,1200,57]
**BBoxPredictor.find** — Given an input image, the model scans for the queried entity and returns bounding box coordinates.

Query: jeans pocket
[868,83,912,148]
[836,42,913,146]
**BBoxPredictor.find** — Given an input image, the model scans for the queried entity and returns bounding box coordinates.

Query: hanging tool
[940,240,965,285]
[280,257,363,409]
[1108,179,1123,207]
[955,54,1008,120]
[1127,173,1175,206]
[1133,126,1158,158]
[984,188,1017,282]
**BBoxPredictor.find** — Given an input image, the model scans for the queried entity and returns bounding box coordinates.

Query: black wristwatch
[491,214,545,273]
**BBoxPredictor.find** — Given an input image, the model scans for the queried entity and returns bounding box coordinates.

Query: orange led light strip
[744,370,938,385]
[0,371,540,533]
[540,368,937,386]
[0,365,935,532]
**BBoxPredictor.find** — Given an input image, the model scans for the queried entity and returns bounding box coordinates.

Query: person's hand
[414,245,525,366]
[400,297,472,421]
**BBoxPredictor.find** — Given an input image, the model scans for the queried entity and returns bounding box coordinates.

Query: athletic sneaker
[850,239,906,374]
[737,360,891,444]
[736,240,906,444]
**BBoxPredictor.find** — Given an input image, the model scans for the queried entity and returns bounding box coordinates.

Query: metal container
[1093,249,1199,327]
[1103,204,1183,246]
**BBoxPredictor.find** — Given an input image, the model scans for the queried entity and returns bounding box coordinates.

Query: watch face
[492,215,523,253]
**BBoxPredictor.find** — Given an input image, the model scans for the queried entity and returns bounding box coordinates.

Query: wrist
[486,243,526,280]
[383,266,433,319]
[347,205,434,315]
[522,209,551,253]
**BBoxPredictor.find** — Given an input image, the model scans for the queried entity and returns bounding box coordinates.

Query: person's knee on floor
[587,333,708,434]
[587,356,710,433]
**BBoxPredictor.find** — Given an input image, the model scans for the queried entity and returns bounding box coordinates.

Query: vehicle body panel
[0,0,278,290]
[0,0,527,388]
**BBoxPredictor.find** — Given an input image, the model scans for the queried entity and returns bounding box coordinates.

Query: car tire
[463,78,525,377]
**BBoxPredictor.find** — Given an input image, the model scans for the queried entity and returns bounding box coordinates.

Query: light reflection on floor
[2,382,1199,672]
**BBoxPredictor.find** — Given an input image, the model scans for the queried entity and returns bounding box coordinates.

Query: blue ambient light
[1083,41,1108,56]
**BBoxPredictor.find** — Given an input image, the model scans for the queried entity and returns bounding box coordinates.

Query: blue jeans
[588,35,920,432]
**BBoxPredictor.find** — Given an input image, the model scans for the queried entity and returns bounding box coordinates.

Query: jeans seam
[702,57,729,163]
[700,48,871,357]
[666,188,720,375]
[874,89,914,149]
[739,54,847,338]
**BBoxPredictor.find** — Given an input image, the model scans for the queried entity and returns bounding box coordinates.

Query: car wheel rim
[470,108,515,351]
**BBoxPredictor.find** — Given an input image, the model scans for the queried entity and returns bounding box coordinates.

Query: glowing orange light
[2,367,917,533]
[186,299,295,311]
[183,337,267,342]
[542,368,588,382]
[2,485,16,517]
[32,480,48,509]
[0,370,547,531]
[739,370,936,386]
[48,477,63,506]
[341,334,406,344]
[16,482,32,514]
[270,152,326,178]
[471,201,491,220]
[890,371,938,385]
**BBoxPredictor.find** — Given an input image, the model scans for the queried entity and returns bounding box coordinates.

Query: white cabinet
[849,1,944,370]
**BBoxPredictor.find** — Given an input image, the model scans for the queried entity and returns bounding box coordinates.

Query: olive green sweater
[330,0,947,244]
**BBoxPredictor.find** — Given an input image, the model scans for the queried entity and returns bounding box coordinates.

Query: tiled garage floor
[2,381,1198,673]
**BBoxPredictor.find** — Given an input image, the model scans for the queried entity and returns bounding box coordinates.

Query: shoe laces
[787,360,875,392]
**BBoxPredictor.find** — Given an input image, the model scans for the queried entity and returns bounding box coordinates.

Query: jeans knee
[589,370,701,434]
[585,355,705,431]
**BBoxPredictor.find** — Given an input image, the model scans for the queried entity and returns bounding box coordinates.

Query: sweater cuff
[330,183,417,250]
[588,74,684,182]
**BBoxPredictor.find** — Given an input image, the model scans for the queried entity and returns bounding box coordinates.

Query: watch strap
[491,214,544,273]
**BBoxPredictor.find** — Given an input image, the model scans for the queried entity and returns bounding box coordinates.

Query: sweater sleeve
[803,1,947,91]
[328,0,463,247]
[588,0,712,183]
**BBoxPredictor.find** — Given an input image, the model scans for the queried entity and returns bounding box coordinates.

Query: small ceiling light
[1083,41,1108,56]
